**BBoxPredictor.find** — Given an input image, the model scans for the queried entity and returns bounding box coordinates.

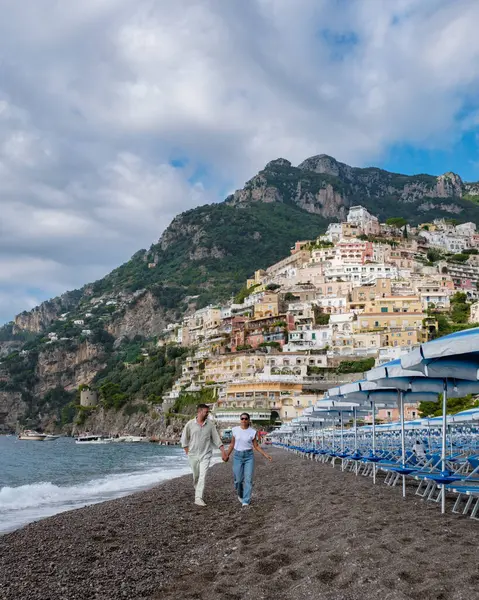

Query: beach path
[1,448,478,600]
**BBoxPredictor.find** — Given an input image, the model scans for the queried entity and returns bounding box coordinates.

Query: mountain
[228,155,479,221]
[2,152,479,431]
[7,154,479,338]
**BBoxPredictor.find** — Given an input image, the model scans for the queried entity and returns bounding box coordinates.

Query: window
[381,307,388,312]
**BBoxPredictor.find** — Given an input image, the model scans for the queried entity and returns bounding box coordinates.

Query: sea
[0,436,193,534]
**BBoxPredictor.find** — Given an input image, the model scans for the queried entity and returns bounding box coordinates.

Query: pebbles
[1,450,478,600]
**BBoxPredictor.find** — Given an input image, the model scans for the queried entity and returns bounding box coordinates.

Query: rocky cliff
[34,341,108,397]
[13,290,82,334]
[226,154,478,222]
[0,392,26,433]
[72,405,188,439]
[106,291,172,339]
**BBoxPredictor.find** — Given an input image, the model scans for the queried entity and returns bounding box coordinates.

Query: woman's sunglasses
[240,417,249,421]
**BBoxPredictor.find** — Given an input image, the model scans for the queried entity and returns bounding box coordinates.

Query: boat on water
[75,434,113,444]
[120,435,149,443]
[18,430,47,441]
[44,434,60,441]
[110,434,150,443]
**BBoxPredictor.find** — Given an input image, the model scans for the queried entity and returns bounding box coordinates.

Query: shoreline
[1,448,478,600]
[0,438,195,535]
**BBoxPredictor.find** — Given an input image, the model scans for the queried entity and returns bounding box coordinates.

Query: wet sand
[1,448,478,600]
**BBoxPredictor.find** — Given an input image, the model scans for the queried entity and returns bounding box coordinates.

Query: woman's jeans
[233,449,254,504]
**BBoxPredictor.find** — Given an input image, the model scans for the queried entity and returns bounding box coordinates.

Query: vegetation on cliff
[94,341,188,410]
[90,202,329,307]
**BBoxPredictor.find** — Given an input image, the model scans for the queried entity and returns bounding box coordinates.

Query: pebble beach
[1,448,478,600]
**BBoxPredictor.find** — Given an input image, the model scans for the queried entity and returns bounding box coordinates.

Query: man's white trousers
[188,454,211,500]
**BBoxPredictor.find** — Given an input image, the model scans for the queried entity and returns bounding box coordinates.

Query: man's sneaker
[237,495,243,503]
[242,502,249,507]
[194,498,206,506]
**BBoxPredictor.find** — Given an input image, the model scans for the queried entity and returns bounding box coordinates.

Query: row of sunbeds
[275,441,479,520]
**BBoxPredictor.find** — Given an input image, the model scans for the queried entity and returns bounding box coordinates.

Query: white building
[375,345,415,366]
[347,206,380,232]
[456,222,476,237]
[419,231,468,253]
[315,297,347,314]
[324,262,398,285]
[283,328,332,352]
[322,222,342,243]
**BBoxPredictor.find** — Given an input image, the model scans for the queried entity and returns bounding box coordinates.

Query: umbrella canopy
[449,407,479,422]
[397,327,479,513]
[315,399,360,411]
[328,380,384,397]
[367,359,426,381]
[371,377,479,397]
[401,328,479,380]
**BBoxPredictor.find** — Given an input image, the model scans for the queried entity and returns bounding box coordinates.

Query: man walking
[180,403,228,506]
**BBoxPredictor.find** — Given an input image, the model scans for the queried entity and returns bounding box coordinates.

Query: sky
[1,0,479,324]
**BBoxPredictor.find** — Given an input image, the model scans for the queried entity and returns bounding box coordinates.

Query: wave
[0,463,191,512]
[0,449,223,533]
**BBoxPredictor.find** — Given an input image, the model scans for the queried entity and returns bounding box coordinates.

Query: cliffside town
[3,153,479,434]
[154,207,479,426]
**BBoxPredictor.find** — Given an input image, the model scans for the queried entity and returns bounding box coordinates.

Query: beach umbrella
[314,400,358,460]
[324,386,401,483]
[333,385,439,495]
[367,359,427,381]
[450,407,479,422]
[399,328,479,513]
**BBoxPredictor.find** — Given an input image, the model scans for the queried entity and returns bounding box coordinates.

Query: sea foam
[0,462,192,533]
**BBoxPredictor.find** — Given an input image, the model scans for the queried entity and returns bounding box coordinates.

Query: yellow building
[202,354,266,384]
[253,292,280,319]
[363,295,423,315]
[341,222,361,238]
[217,379,310,421]
[357,311,426,347]
[386,329,420,348]
[333,331,387,351]
[350,279,392,305]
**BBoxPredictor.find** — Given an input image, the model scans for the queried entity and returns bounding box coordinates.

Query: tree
[419,394,479,417]
[386,217,407,229]
[450,292,470,324]
[284,292,300,302]
[451,253,469,263]
[426,248,442,263]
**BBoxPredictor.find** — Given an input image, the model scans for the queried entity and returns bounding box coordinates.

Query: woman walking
[226,413,272,507]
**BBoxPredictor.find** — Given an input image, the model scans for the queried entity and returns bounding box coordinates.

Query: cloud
[0,0,479,322]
